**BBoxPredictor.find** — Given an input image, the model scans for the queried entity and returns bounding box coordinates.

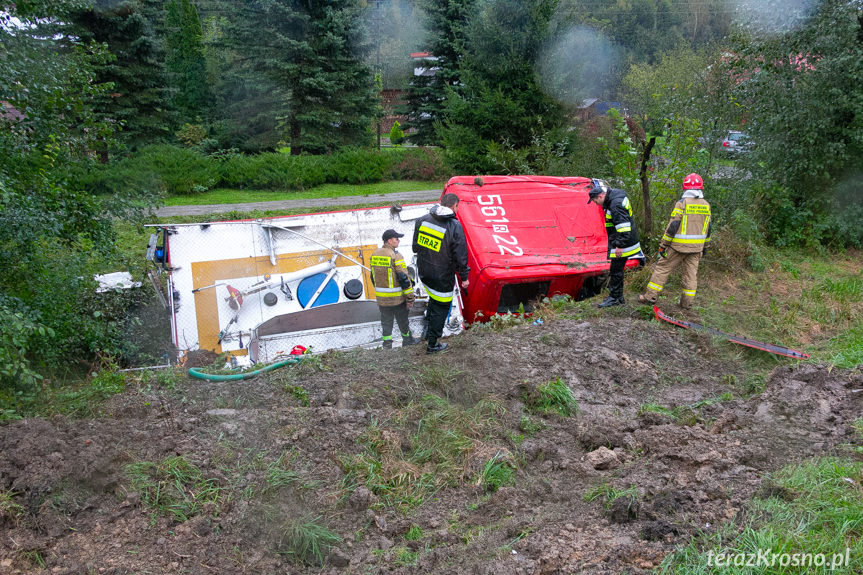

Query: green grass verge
[161,180,444,206]
[659,457,863,574]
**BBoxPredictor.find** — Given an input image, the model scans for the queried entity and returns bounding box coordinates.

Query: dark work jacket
[412,204,470,294]
[602,188,644,260]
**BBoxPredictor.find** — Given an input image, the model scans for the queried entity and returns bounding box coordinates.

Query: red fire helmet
[682,173,703,190]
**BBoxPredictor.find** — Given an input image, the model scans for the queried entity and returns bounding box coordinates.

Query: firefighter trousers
[379,304,411,340]
[642,249,702,308]
[425,298,451,346]
[608,258,627,300]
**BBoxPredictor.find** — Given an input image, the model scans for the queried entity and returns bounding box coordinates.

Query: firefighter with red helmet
[638,173,712,310]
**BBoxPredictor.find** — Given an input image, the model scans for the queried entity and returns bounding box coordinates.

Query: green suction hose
[188,357,302,381]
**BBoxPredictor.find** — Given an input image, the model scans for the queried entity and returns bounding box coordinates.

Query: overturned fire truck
[146,175,636,363]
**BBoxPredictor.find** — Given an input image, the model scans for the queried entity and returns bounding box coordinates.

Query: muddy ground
[1,313,861,574]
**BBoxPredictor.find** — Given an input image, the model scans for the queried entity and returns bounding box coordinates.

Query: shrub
[323,148,389,184]
[389,120,405,145]
[218,153,328,190]
[113,145,218,196]
[385,147,452,181]
[176,123,207,147]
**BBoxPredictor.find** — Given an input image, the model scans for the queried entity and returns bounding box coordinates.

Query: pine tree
[67,0,172,152]
[166,0,211,123]
[402,0,476,145]
[437,0,567,171]
[232,0,376,154]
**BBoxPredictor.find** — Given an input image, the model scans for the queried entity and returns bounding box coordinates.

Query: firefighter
[588,179,645,308]
[413,193,470,354]
[370,229,419,349]
[638,173,711,310]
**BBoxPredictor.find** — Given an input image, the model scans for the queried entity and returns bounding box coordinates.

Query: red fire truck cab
[443,175,636,323]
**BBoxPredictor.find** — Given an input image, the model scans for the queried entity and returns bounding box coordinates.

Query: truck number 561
[477,194,523,256]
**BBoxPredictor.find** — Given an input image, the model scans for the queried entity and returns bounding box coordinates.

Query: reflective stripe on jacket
[660,197,712,253]
[370,245,414,306]
[413,204,470,294]
[603,188,644,260]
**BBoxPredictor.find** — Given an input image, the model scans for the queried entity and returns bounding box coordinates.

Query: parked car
[721,130,752,155]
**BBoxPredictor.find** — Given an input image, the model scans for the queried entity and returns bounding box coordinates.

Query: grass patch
[279,516,342,566]
[414,364,467,390]
[0,489,25,526]
[124,455,222,521]
[393,546,419,566]
[405,524,424,541]
[523,377,579,417]
[583,482,639,511]
[519,414,547,436]
[162,180,444,206]
[477,451,515,492]
[638,394,734,425]
[264,452,302,494]
[340,394,505,511]
[659,457,863,574]
[284,384,310,407]
[822,323,863,369]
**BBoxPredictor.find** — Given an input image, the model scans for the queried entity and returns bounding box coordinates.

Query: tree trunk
[639,136,656,235]
[289,115,302,156]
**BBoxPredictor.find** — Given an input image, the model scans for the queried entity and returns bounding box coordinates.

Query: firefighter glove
[659,246,668,259]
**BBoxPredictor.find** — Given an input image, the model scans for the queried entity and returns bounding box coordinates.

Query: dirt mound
[1,316,860,574]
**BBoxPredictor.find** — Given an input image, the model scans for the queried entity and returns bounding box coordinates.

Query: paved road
[155,189,443,217]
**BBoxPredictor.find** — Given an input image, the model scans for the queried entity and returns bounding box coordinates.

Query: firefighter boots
[426,342,449,354]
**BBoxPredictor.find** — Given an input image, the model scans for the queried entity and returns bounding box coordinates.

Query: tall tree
[198,8,285,151]
[437,0,567,172]
[232,0,377,154]
[402,0,476,145]
[166,0,211,122]
[68,0,172,152]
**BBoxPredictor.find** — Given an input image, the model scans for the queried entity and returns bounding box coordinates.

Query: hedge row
[76,146,452,196]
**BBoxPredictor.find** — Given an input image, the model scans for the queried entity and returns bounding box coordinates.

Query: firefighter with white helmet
[588,179,645,308]
[638,173,712,310]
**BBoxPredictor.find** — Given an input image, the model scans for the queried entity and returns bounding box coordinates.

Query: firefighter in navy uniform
[638,173,711,310]
[370,229,419,349]
[412,193,470,354]
[588,179,645,308]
